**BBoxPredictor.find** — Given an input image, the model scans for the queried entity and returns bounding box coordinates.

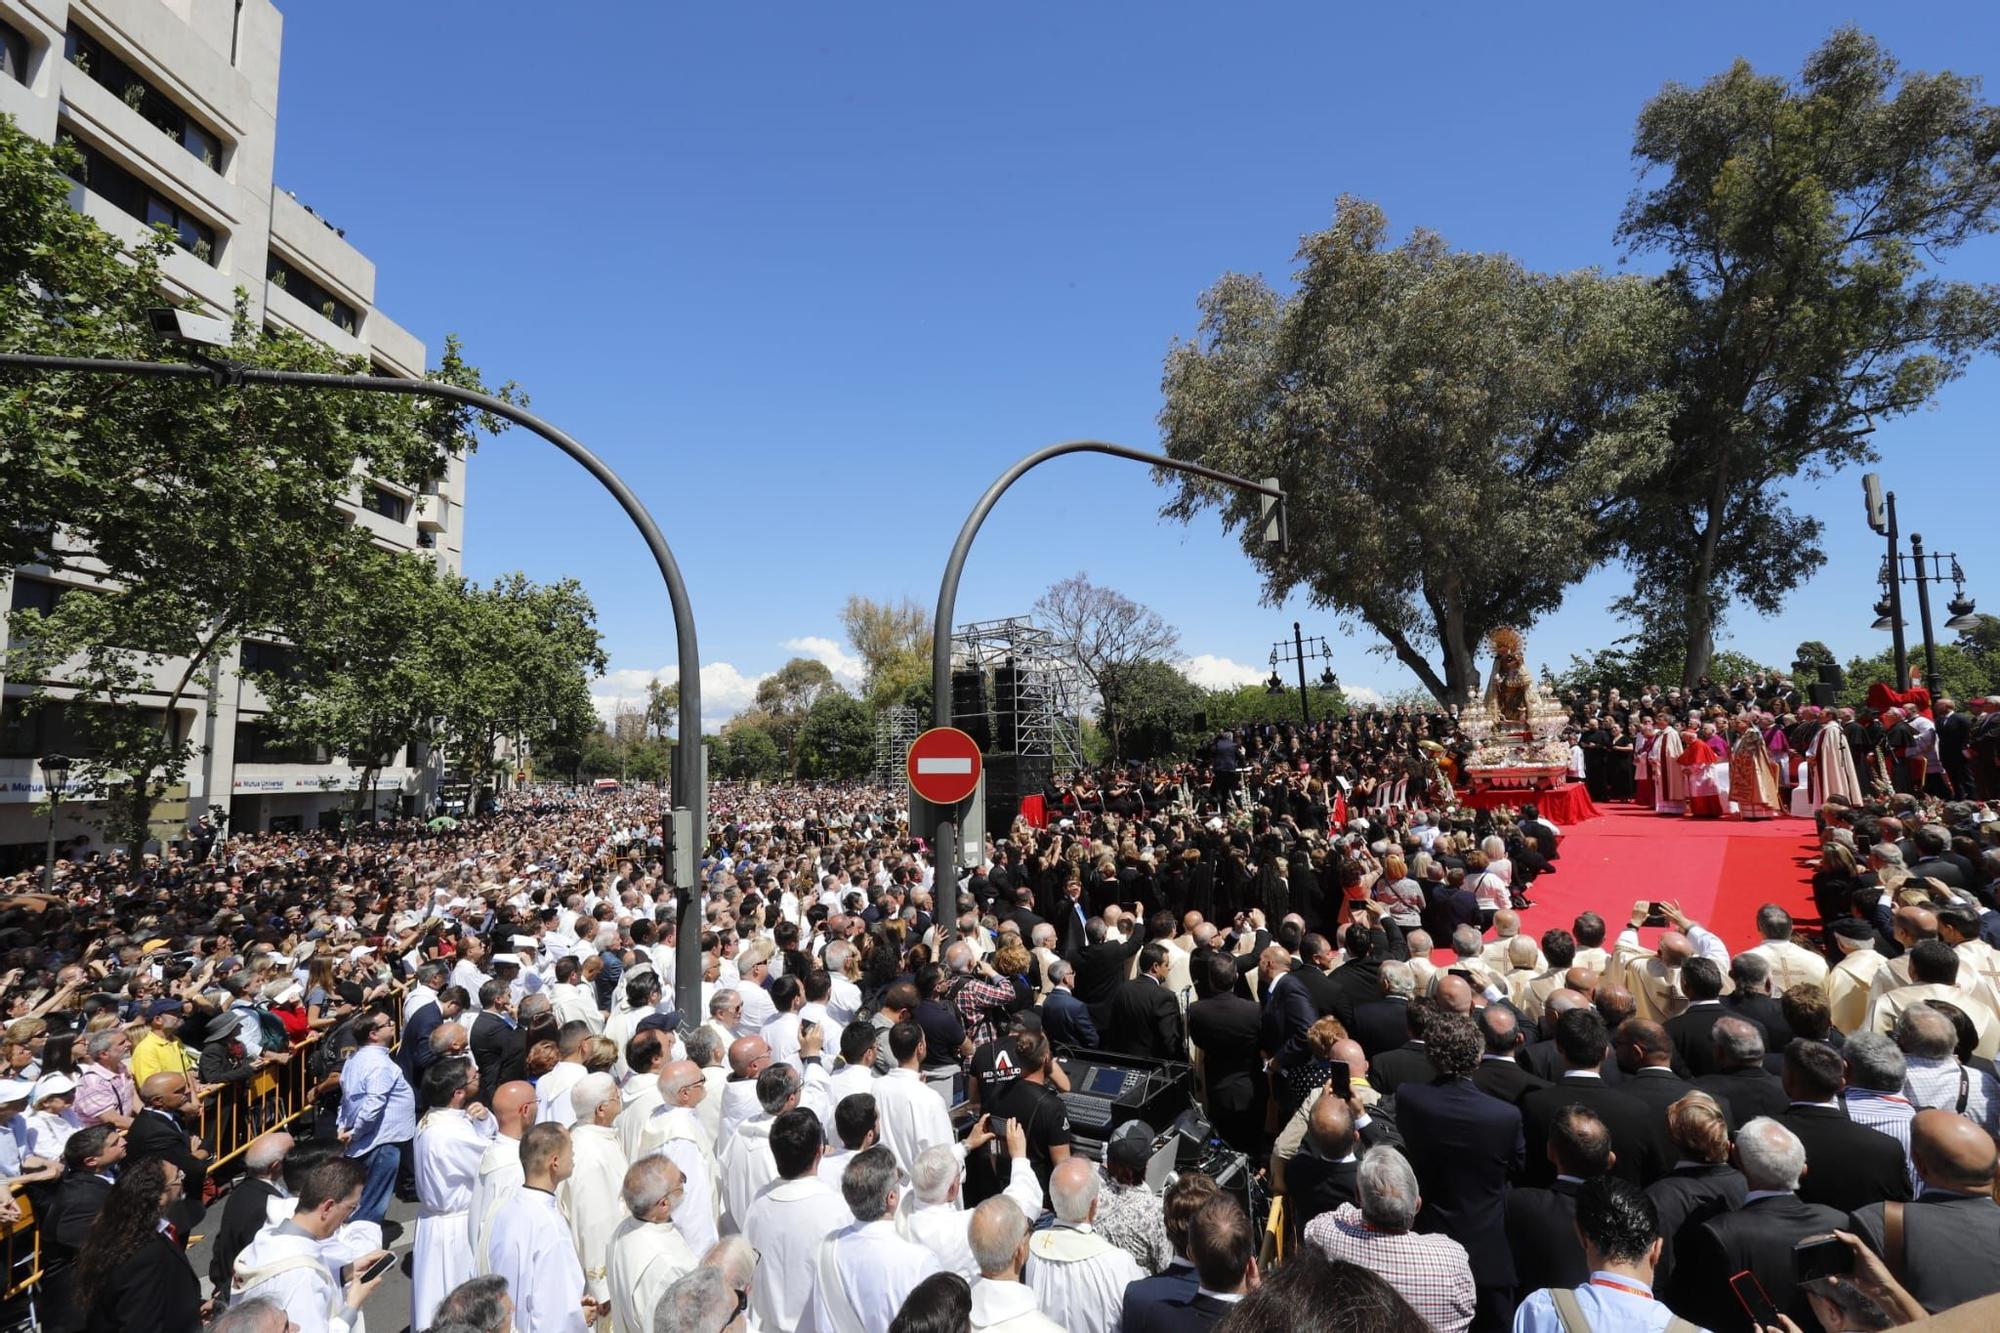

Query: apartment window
[234,718,328,765]
[266,253,358,333]
[415,530,437,550]
[1,17,28,86]
[0,699,40,758]
[239,639,301,683]
[7,577,67,617]
[64,26,226,171]
[361,486,407,523]
[62,134,218,265]
[0,699,173,759]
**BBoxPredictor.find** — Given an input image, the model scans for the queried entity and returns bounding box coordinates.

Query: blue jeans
[354,1140,403,1224]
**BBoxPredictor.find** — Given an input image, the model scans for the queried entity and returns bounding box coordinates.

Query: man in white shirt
[762,975,808,1071]
[451,933,493,1016]
[614,1029,669,1162]
[734,942,780,1033]
[602,974,659,1080]
[717,1065,801,1233]
[549,957,603,1034]
[872,1021,958,1180]
[1023,1157,1145,1333]
[805,1146,942,1332]
[605,1156,696,1333]
[742,1107,854,1330]
[469,1081,537,1275]
[717,1035,772,1149]
[535,1024,592,1126]
[1825,918,1893,1033]
[230,1153,392,1333]
[906,1119,1044,1280]
[486,1120,597,1332]
[967,1194,1065,1332]
[1612,901,1730,1024]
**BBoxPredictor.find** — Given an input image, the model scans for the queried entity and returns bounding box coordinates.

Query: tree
[1956,614,2000,684]
[1098,660,1210,761]
[838,595,933,709]
[795,693,875,779]
[644,678,680,740]
[1550,639,1774,699]
[1032,573,1180,758]
[1606,29,2000,687]
[0,117,513,850]
[1160,197,1673,706]
[1795,642,1840,677]
[713,722,784,781]
[244,547,467,818]
[1204,682,1347,733]
[750,656,842,772]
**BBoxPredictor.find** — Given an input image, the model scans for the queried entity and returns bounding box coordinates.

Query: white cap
[349,946,375,961]
[491,953,521,967]
[512,935,539,950]
[31,1072,76,1102]
[0,1078,32,1104]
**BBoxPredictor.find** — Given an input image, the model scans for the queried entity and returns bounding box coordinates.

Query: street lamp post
[1268,621,1335,727]
[39,753,72,895]
[1864,476,1977,700]
[927,440,1285,948]
[0,348,710,1031]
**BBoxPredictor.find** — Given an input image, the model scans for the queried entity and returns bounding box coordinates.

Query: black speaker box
[1811,682,1837,709]
[950,669,990,751]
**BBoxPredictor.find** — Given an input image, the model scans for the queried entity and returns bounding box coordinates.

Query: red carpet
[1507,803,1819,955]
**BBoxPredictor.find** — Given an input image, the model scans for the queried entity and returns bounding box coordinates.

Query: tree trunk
[1681,454,1731,689]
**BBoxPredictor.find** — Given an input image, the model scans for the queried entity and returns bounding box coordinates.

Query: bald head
[1329,1039,1368,1078]
[1545,989,1587,1020]
[139,1072,187,1104]
[969,1195,1032,1279]
[1656,932,1692,966]
[1595,985,1634,1027]
[1912,1109,1999,1192]
[1493,910,1522,938]
[1434,975,1474,1015]
[492,1080,537,1134]
[1894,906,1939,943]
[1564,967,1599,998]
[660,1059,704,1102]
[728,1035,771,1078]
[1049,1157,1101,1224]
[1308,1091,1357,1159]
[1507,936,1539,968]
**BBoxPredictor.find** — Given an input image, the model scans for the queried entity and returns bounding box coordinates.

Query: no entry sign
[907,727,983,806]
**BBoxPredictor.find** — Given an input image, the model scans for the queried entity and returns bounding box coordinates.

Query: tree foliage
[1548,638,1775,699]
[1159,197,1673,705]
[1840,645,1996,711]
[1033,573,1179,758]
[1606,28,2000,686]
[795,692,875,779]
[1098,659,1211,762]
[0,117,515,848]
[837,595,933,710]
[1204,681,1347,732]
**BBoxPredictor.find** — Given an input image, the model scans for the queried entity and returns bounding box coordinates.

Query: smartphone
[1793,1234,1852,1283]
[1729,1271,1779,1327]
[1449,968,1477,984]
[1641,901,1671,928]
[1324,1062,1352,1098]
[801,1019,818,1038]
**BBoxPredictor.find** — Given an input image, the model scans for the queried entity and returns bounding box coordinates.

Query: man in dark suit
[1054,881,1091,959]
[1670,1118,1845,1333]
[1775,1038,1910,1214]
[1119,1174,1210,1330]
[1665,958,1760,1078]
[468,980,526,1108]
[1849,1109,2000,1315]
[1001,885,1048,943]
[1521,1010,1666,1186]
[400,984,467,1086]
[1126,1193,1257,1331]
[1517,804,1561,862]
[1293,933,1344,1019]
[1073,916,1146,1030]
[1613,1018,1704,1170]
[1693,1017,1789,1128]
[1518,990,1619,1083]
[1394,1012,1523,1333]
[1645,1091,1747,1291]
[1367,1001,1437,1097]
[1324,921,1387,1033]
[207,1129,290,1292]
[1284,1089,1365,1231]
[46,1124,120,1260]
[1260,945,1321,1087]
[1473,1004,1549,1107]
[1106,943,1185,1061]
[1505,1105,1609,1298]
[1039,961,1099,1050]
[1723,954,1794,1049]
[127,1071,208,1235]
[1351,962,1418,1061]
[1187,954,1265,1153]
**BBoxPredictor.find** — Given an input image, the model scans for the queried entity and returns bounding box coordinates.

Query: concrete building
[0,0,464,859]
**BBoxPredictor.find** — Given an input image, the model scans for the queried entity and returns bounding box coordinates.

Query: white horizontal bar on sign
[915,757,974,775]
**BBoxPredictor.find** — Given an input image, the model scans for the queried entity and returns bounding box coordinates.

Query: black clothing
[978,1076,1073,1206]
[208,1176,282,1291]
[125,1107,206,1234]
[1471,1056,1549,1107]
[1646,1161,1746,1291]
[1665,1003,1767,1079]
[1776,1104,1911,1215]
[1369,1041,1437,1097]
[1693,1066,1790,1128]
[1673,1193,1846,1333]
[1105,976,1184,1062]
[1073,935,1146,1029]
[81,1230,202,1333]
[467,1010,525,1106]
[1521,1075,1666,1185]
[1187,991,1265,1152]
[1351,997,1414,1061]
[1505,1178,1589,1297]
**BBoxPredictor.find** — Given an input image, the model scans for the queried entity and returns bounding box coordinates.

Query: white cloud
[1342,684,1386,707]
[781,635,866,687]
[592,662,767,731]
[1179,654,1267,690]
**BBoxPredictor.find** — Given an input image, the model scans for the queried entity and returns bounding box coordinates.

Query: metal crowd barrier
[0,981,410,1308]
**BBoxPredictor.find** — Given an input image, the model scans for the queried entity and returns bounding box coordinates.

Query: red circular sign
[906,727,983,805]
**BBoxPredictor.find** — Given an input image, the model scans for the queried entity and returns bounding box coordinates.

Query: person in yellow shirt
[129,999,198,1089]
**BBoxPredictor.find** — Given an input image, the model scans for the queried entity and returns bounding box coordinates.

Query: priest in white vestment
[606,1156,698,1333]
[537,1033,591,1125]
[1023,1158,1145,1333]
[742,1107,854,1330]
[872,1026,957,1179]
[487,1121,595,1333]
[643,1060,722,1256]
[904,1121,1044,1281]
[410,1057,498,1328]
[231,1154,390,1333]
[614,1031,669,1162]
[803,1146,941,1333]
[560,1073,631,1327]
[968,1195,1066,1333]
[717,1034,769,1149]
[469,1080,537,1276]
[719,1063,809,1233]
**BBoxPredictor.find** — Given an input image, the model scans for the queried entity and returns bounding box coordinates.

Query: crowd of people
[3,679,2000,1333]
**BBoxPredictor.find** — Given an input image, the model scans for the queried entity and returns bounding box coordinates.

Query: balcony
[415,493,448,533]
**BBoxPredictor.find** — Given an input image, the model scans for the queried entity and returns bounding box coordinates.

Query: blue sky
[272,3,2000,725]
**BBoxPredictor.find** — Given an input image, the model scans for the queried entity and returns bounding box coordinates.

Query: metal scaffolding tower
[873,705,921,785]
[951,616,1090,772]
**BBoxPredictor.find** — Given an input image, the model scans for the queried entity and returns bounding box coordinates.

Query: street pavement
[187,1187,422,1333]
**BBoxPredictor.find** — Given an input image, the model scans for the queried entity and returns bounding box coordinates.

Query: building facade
[0,0,464,858]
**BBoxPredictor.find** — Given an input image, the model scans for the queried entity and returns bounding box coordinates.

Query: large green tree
[1160,198,1673,706]
[0,117,510,849]
[1607,29,2000,687]
[795,692,875,779]
[443,575,605,801]
[1098,660,1211,761]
